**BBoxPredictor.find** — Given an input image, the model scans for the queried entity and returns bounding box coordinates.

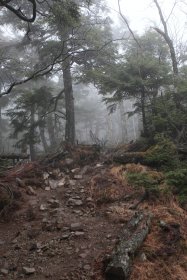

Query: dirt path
[0,157,187,280]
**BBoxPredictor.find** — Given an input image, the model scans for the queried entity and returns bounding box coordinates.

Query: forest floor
[0,146,187,280]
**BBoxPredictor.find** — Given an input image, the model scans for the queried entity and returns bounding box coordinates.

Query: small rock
[75,200,83,206]
[79,253,87,258]
[73,210,82,215]
[40,204,47,211]
[159,220,169,230]
[1,269,8,275]
[61,234,70,240]
[71,168,80,173]
[49,179,58,190]
[52,169,60,177]
[26,186,36,196]
[45,187,51,191]
[83,265,91,271]
[47,199,60,209]
[80,165,90,175]
[0,240,5,245]
[80,189,85,193]
[74,175,83,180]
[69,180,76,186]
[140,253,147,262]
[58,178,65,187]
[68,198,83,206]
[16,178,25,188]
[29,242,41,251]
[22,267,36,275]
[65,158,74,165]
[86,197,93,202]
[70,223,83,231]
[74,231,85,237]
[43,172,49,180]
[96,163,103,168]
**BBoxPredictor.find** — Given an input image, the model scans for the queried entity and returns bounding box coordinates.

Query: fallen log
[105,212,152,280]
[0,153,29,160]
[113,152,146,164]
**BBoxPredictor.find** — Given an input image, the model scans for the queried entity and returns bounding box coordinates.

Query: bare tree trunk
[29,104,36,161]
[37,109,49,153]
[140,91,148,136]
[62,42,75,145]
[47,114,56,148]
[0,105,2,152]
[153,0,178,78]
[119,101,128,143]
[39,123,48,153]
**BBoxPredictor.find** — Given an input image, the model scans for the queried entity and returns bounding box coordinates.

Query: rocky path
[0,162,129,280]
[0,154,187,280]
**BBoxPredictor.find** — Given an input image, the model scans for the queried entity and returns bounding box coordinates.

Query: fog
[0,0,186,159]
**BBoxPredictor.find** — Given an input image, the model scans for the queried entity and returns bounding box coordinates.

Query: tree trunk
[62,41,75,145]
[38,110,48,153]
[119,101,128,143]
[39,122,48,153]
[140,91,148,136]
[47,114,56,148]
[0,105,2,152]
[29,104,36,161]
[153,0,178,77]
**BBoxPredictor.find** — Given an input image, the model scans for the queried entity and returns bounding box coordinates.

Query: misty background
[0,0,186,158]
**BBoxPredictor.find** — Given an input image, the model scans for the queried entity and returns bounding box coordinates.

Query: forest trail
[0,146,187,280]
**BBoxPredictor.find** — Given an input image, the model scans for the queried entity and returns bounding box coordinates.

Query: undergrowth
[145,134,180,171]
[125,135,187,207]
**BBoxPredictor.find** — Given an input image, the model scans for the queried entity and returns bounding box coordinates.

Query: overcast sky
[106,0,187,40]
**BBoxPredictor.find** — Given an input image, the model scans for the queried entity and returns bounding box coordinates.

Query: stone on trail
[40,204,47,211]
[23,267,36,275]
[43,172,49,180]
[26,186,36,196]
[58,178,66,187]
[74,174,83,180]
[49,179,58,190]
[47,199,60,208]
[74,231,85,237]
[1,269,8,275]
[70,223,83,231]
[68,198,83,206]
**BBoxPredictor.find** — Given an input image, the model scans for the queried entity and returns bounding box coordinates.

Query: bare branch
[117,0,141,49]
[0,0,37,22]
[153,0,178,76]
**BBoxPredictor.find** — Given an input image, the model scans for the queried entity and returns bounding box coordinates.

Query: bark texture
[62,41,75,145]
[105,212,152,280]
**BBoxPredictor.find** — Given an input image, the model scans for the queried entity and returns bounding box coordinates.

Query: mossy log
[105,212,152,280]
[113,152,146,164]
